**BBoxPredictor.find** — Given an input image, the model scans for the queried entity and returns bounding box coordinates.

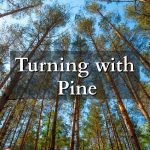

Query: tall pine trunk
[0,5,37,18]
[70,99,77,150]
[0,36,37,90]
[101,103,114,150]
[9,103,27,147]
[76,96,80,150]
[97,10,150,71]
[34,97,44,150]
[19,100,36,150]
[0,23,55,112]
[50,73,61,150]
[44,99,53,150]
[89,34,141,150]
[104,30,150,125]
[12,112,28,150]
[105,99,123,150]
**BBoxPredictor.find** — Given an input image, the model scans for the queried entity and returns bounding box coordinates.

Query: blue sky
[0,0,149,83]
[0,0,131,29]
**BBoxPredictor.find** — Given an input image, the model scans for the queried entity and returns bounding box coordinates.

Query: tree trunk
[0,23,55,112]
[104,27,150,101]
[105,99,123,150]
[19,100,36,150]
[50,73,61,150]
[0,104,15,145]
[70,100,77,150]
[89,34,141,150]
[34,97,44,150]
[9,103,27,147]
[44,99,53,150]
[104,29,150,125]
[101,103,114,150]
[0,5,37,18]
[76,96,80,150]
[97,10,150,71]
[115,102,134,150]
[0,36,37,90]
[12,112,28,150]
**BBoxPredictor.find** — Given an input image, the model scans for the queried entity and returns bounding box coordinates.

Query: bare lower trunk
[19,100,36,150]
[104,30,150,125]
[76,96,80,150]
[12,113,28,150]
[0,106,14,145]
[101,104,114,150]
[9,103,27,147]
[89,34,141,150]
[105,99,123,150]
[50,73,60,150]
[34,97,44,150]
[44,100,52,150]
[70,100,77,150]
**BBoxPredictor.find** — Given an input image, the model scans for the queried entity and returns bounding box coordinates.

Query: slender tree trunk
[0,109,11,134]
[44,100,53,150]
[0,5,37,18]
[89,34,141,150]
[19,100,36,150]
[34,97,44,150]
[97,10,150,71]
[105,99,123,150]
[50,73,61,150]
[0,105,16,145]
[101,104,114,150]
[115,102,134,150]
[76,96,80,150]
[12,113,28,150]
[0,22,55,112]
[125,73,150,124]
[70,100,77,150]
[9,104,27,147]
[0,36,37,90]
[104,29,150,125]
[104,27,150,101]
[96,130,101,150]
[121,122,133,150]
[0,72,35,145]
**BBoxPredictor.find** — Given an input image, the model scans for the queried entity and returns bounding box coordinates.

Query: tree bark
[101,103,114,150]
[0,5,37,18]
[12,112,28,150]
[0,36,37,90]
[19,100,36,150]
[50,73,61,150]
[103,28,150,125]
[105,99,123,150]
[0,22,56,112]
[9,102,27,147]
[44,99,53,150]
[97,10,150,71]
[76,96,80,150]
[89,34,141,150]
[70,100,77,150]
[34,96,44,150]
